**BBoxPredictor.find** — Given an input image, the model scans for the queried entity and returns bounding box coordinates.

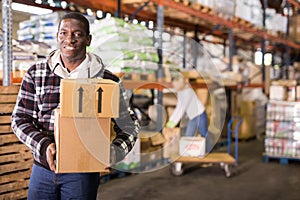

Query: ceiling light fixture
[86,8,93,16]
[49,2,56,7]
[11,2,53,15]
[35,0,42,4]
[61,1,68,9]
[96,10,103,18]
[132,19,138,25]
[106,13,112,19]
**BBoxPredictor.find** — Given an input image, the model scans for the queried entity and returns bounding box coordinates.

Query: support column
[2,0,13,86]
[156,4,164,132]
[285,2,291,79]
[228,29,233,71]
[261,0,267,82]
[223,38,226,57]
[193,26,199,69]
[115,0,121,18]
[183,30,186,69]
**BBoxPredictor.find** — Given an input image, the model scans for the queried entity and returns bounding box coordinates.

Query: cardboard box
[162,92,177,107]
[296,86,300,101]
[269,85,287,101]
[287,86,296,101]
[139,131,165,166]
[54,109,111,173]
[60,78,120,118]
[181,69,201,79]
[139,131,165,153]
[249,63,262,84]
[163,127,180,158]
[179,136,206,157]
[240,101,257,115]
[233,115,256,139]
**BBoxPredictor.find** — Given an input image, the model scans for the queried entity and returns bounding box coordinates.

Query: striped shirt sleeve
[11,62,59,168]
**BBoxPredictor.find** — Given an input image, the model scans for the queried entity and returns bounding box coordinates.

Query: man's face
[57,18,91,62]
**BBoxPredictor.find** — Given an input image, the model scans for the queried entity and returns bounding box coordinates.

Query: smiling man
[11,12,139,200]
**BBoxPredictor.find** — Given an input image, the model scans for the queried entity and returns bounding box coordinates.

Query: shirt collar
[49,50,105,79]
[51,51,89,79]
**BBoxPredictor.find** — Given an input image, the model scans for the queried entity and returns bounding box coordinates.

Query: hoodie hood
[48,49,105,79]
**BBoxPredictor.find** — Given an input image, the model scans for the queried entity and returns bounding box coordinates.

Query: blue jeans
[185,111,208,138]
[28,164,100,200]
[185,111,210,153]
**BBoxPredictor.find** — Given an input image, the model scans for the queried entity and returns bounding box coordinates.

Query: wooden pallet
[233,16,252,27]
[263,153,300,165]
[0,85,33,200]
[132,0,215,16]
[175,0,214,14]
[170,152,236,177]
[172,152,235,164]
[119,73,156,82]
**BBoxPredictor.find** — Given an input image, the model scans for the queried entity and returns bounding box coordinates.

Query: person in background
[11,12,139,200]
[166,72,208,140]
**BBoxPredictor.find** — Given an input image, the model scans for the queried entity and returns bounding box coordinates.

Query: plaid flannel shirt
[11,51,139,169]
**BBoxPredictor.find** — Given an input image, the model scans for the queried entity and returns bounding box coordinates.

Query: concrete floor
[97,138,300,200]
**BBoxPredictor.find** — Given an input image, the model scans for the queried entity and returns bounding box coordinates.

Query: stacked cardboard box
[269,80,297,101]
[54,78,119,173]
[231,88,268,139]
[289,14,300,42]
[265,100,300,158]
[235,0,261,26]
[139,131,165,166]
[234,100,265,140]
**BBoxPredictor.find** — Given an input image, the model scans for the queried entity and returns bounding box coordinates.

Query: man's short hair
[58,12,90,35]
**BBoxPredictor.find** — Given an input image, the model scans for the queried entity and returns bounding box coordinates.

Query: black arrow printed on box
[97,87,103,113]
[78,86,83,113]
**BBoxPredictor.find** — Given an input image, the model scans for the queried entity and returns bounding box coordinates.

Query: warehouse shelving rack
[3,0,300,85]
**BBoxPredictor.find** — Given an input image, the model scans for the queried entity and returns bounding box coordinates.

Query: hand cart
[170,116,242,177]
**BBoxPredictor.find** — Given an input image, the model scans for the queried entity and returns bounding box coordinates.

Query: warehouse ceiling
[0,3,31,24]
[9,0,300,53]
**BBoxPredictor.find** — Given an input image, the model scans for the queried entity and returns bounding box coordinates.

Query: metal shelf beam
[151,0,300,49]
[12,0,300,50]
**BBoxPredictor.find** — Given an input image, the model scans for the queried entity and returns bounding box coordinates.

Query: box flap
[60,78,119,118]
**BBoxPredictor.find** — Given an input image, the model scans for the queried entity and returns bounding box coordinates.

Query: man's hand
[46,143,56,172]
[166,121,176,128]
[105,145,117,171]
